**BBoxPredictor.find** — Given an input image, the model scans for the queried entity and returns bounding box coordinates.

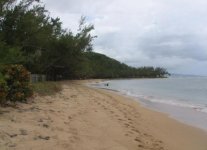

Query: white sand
[0,80,207,150]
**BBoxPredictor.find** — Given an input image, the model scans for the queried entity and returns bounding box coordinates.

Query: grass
[32,81,62,96]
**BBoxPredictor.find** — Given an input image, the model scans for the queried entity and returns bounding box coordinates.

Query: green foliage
[0,1,96,76]
[77,52,169,79]
[1,64,33,103]
[0,43,25,64]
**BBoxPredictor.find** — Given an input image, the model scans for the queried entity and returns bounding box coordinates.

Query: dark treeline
[0,0,169,80]
[78,52,169,79]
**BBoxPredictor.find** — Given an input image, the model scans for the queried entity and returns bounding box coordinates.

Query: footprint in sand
[64,121,70,125]
[8,143,17,148]
[49,109,55,112]
[8,133,18,138]
[138,144,144,148]
[131,128,140,134]
[34,135,50,140]
[109,110,114,114]
[124,123,130,128]
[128,118,132,121]
[118,118,123,121]
[42,123,49,128]
[19,129,28,136]
[134,137,142,143]
[70,95,77,98]
[38,118,44,122]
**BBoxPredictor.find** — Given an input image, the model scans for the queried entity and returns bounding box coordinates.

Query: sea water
[92,77,207,131]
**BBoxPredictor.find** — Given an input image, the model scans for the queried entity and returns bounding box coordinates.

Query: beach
[0,80,207,150]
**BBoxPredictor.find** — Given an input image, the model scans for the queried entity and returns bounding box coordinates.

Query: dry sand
[0,80,207,150]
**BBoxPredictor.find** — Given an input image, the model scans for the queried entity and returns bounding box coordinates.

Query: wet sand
[0,80,207,150]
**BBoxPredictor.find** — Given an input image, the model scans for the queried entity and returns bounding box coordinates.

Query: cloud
[139,34,207,61]
[42,0,207,75]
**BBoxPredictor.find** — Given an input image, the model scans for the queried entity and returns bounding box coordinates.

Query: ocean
[92,77,207,131]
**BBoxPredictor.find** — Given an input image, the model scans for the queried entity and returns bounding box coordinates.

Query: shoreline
[89,79,207,132]
[0,80,207,150]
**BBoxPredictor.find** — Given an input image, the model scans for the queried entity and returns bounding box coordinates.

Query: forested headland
[79,52,169,79]
[0,0,169,80]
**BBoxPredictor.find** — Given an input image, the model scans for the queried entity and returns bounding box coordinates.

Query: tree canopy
[77,52,169,79]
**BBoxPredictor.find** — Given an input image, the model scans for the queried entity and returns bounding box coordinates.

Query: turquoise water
[92,77,207,131]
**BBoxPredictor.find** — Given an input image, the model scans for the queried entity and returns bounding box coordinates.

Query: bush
[1,65,33,103]
[0,77,8,104]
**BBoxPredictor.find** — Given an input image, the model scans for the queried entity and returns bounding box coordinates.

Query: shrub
[0,77,8,104]
[2,65,33,103]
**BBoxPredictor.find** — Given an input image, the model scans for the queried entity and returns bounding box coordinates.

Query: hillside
[77,52,169,79]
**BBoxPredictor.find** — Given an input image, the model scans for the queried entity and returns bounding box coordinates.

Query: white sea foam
[118,89,207,114]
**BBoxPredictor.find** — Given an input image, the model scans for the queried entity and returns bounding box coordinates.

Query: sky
[42,0,207,76]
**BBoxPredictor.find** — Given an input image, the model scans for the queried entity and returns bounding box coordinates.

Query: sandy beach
[0,80,207,150]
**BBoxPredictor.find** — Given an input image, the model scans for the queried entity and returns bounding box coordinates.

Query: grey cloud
[139,34,207,61]
[42,0,207,75]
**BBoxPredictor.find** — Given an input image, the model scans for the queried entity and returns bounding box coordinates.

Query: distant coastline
[170,73,207,78]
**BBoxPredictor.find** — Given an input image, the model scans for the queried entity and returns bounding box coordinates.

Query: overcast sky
[43,0,207,76]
